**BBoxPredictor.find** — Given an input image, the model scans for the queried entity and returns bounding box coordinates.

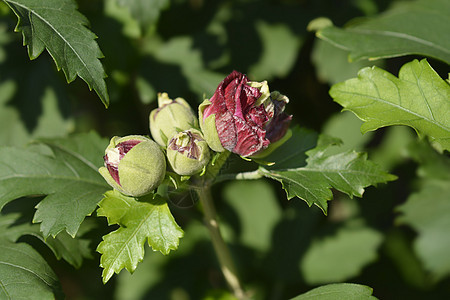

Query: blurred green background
[1,0,449,299]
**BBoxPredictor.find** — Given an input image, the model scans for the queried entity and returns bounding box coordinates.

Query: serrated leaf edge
[5,0,109,107]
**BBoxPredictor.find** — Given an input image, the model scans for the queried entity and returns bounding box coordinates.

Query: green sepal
[198,99,225,152]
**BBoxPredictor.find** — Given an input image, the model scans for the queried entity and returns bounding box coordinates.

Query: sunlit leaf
[260,135,396,214]
[330,59,450,151]
[97,190,183,283]
[4,0,109,106]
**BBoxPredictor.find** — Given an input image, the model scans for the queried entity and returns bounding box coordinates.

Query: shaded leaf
[260,136,396,214]
[97,190,183,283]
[369,126,415,171]
[0,211,92,268]
[0,82,74,146]
[115,246,168,300]
[0,25,73,139]
[28,88,74,139]
[383,229,433,289]
[397,181,450,280]
[315,0,450,63]
[330,59,450,151]
[0,238,63,299]
[222,180,282,252]
[322,111,374,154]
[300,221,383,284]
[396,141,450,280]
[114,221,210,300]
[147,36,227,98]
[290,283,377,300]
[0,80,30,146]
[0,132,109,237]
[104,0,141,38]
[203,290,237,300]
[263,126,318,170]
[248,20,301,80]
[116,0,170,31]
[311,39,384,85]
[4,0,109,106]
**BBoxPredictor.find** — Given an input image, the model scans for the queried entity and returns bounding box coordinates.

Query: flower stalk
[197,186,247,300]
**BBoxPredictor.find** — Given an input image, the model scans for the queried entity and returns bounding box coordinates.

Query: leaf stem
[214,169,263,183]
[197,186,247,299]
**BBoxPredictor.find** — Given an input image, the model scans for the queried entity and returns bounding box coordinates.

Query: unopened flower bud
[167,129,210,176]
[199,71,292,157]
[149,92,198,147]
[99,135,166,197]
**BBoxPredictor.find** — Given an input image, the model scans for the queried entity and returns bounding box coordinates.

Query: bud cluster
[99,72,292,197]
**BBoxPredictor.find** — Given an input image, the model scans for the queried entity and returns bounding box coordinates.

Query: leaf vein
[7,0,94,82]
[336,91,449,131]
[350,29,450,55]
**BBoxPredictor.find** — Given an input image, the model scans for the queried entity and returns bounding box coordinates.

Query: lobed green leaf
[3,0,109,106]
[97,190,183,283]
[260,133,396,214]
[330,59,450,151]
[0,132,109,238]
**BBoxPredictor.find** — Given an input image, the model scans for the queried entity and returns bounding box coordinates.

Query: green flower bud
[149,92,198,147]
[99,135,166,197]
[167,129,210,176]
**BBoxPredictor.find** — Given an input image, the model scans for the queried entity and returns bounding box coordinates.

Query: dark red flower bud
[199,71,292,157]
